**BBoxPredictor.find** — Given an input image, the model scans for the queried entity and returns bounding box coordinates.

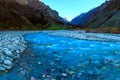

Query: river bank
[44,30,120,42]
[0,32,26,71]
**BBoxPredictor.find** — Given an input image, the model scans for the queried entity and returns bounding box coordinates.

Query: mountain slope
[71,0,120,28]
[0,0,64,30]
[86,0,120,28]
[71,1,110,26]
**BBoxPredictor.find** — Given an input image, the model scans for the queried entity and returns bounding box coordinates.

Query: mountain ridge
[71,0,110,26]
[71,0,120,29]
[0,0,65,30]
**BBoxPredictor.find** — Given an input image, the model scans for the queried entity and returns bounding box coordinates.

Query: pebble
[49,31,120,42]
[47,44,52,46]
[38,62,42,65]
[4,60,12,65]
[42,74,46,78]
[46,75,52,78]
[61,73,67,77]
[78,73,82,76]
[2,64,12,69]
[0,66,6,71]
[0,33,26,71]
[51,69,55,72]
[68,71,75,75]
[20,70,27,76]
[50,62,55,65]
[5,70,8,73]
[4,49,13,57]
[31,76,36,80]
[115,64,120,68]
[54,58,60,62]
[87,70,94,75]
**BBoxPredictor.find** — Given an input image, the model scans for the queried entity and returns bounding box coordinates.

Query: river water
[0,32,120,80]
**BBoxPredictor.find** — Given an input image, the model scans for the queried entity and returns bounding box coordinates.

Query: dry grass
[74,27,120,34]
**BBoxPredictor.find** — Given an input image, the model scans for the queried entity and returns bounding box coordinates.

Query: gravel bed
[46,30,120,42]
[0,32,26,71]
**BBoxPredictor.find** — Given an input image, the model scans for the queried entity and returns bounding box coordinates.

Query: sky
[42,0,106,21]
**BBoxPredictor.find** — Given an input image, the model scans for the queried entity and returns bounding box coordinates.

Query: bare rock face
[14,0,63,23]
[14,0,41,5]
[14,0,28,5]
[27,0,63,23]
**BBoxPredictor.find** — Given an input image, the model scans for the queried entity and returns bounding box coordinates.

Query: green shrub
[47,24,68,30]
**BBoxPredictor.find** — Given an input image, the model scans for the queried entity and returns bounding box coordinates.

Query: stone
[4,49,13,57]
[31,76,36,80]
[87,70,94,75]
[0,33,26,71]
[61,73,67,77]
[54,58,61,62]
[38,62,42,65]
[0,66,6,71]
[42,74,46,78]
[20,69,27,76]
[0,61,2,64]
[50,62,55,65]
[47,44,52,46]
[5,70,8,73]
[115,64,120,68]
[7,45,17,51]
[68,71,75,75]
[4,60,12,65]
[16,50,20,53]
[5,56,13,61]
[51,69,55,72]
[17,46,25,52]
[2,64,12,69]
[78,73,82,76]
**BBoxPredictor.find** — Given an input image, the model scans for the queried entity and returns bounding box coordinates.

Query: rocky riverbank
[46,30,120,42]
[0,32,26,71]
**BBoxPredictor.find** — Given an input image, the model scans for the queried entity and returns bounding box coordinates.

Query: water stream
[0,32,120,80]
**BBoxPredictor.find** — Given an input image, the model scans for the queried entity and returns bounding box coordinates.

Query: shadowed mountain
[0,0,64,30]
[71,0,120,29]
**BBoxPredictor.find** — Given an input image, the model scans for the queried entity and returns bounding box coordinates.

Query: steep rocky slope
[0,0,64,30]
[71,1,109,26]
[26,0,63,24]
[71,0,120,29]
[86,0,120,28]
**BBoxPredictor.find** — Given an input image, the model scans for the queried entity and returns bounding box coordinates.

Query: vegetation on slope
[0,0,66,30]
[73,27,120,33]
